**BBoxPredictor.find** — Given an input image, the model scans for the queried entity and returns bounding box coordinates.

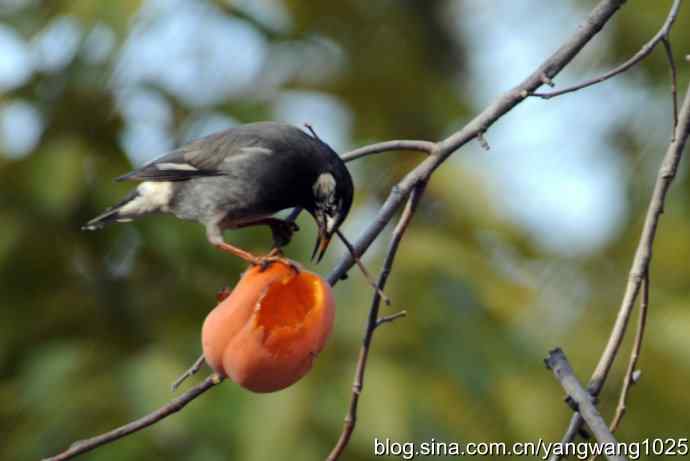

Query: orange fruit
[202,261,335,393]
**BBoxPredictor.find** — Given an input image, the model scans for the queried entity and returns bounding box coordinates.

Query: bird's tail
[82,190,140,230]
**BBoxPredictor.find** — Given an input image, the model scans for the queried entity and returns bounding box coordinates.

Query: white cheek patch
[120,181,174,214]
[156,162,198,171]
[313,172,336,199]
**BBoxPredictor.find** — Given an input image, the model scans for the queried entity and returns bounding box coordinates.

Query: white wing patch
[224,146,273,163]
[120,181,174,215]
[156,162,198,171]
[240,146,272,155]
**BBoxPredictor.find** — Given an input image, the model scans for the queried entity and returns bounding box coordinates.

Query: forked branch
[326,182,426,461]
[550,73,690,461]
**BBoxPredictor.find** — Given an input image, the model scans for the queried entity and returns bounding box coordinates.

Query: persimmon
[202,260,335,393]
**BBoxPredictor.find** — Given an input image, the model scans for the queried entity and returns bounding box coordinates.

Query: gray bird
[83,122,354,264]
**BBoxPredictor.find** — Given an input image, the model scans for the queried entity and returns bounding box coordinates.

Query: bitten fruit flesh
[202,261,335,393]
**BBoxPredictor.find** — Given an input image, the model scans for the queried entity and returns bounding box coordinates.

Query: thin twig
[609,272,649,432]
[326,182,426,461]
[544,349,626,461]
[171,354,206,391]
[341,140,436,162]
[44,375,224,461]
[661,38,678,139]
[551,77,690,461]
[335,229,392,306]
[586,273,650,461]
[285,206,303,223]
[477,131,490,150]
[532,0,681,99]
[375,310,407,328]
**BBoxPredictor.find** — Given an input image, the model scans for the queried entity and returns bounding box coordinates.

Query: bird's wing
[114,130,238,182]
[115,124,293,182]
[114,148,223,182]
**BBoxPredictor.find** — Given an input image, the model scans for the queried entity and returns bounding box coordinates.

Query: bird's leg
[208,220,299,272]
[214,241,263,265]
[207,222,263,265]
[233,218,301,272]
[215,241,299,272]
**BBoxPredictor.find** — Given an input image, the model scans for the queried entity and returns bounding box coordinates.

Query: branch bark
[545,349,626,461]
[341,140,435,162]
[44,375,223,461]
[609,273,649,433]
[532,0,681,100]
[326,183,426,461]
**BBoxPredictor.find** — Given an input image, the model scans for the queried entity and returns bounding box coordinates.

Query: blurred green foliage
[1,1,689,460]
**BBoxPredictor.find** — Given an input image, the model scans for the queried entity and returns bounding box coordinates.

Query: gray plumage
[84,122,353,261]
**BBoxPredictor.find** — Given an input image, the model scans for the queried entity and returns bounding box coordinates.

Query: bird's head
[309,160,353,263]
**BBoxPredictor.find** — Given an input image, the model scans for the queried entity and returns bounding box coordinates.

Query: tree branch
[328,0,629,284]
[44,375,224,461]
[661,37,679,138]
[326,182,426,461]
[171,354,206,392]
[550,75,690,461]
[609,273,649,433]
[375,310,407,328]
[532,0,681,99]
[341,140,435,162]
[544,349,626,461]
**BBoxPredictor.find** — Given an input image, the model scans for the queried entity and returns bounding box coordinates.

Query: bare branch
[533,0,681,99]
[335,229,393,307]
[44,375,224,461]
[375,310,407,328]
[171,355,206,392]
[329,0,630,285]
[544,349,626,461]
[341,140,436,162]
[477,131,490,151]
[551,77,690,461]
[661,38,678,138]
[609,273,649,432]
[326,183,426,461]
[435,0,628,159]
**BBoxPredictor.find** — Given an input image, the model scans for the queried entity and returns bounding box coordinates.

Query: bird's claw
[253,254,301,274]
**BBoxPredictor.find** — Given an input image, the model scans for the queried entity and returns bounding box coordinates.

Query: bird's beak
[311,230,331,263]
[311,212,332,263]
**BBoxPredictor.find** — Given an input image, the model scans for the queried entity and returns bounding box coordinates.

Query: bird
[83,121,354,265]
